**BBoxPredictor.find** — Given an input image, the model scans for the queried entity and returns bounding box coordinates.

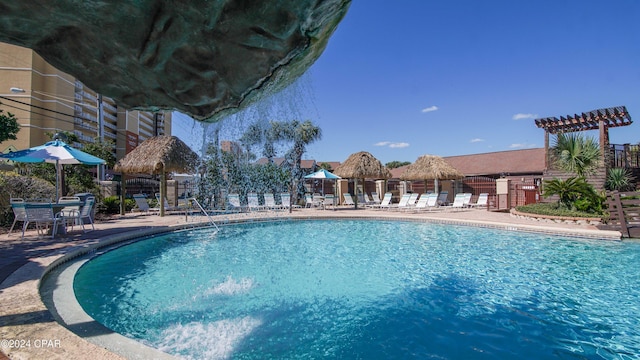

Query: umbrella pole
[56,161,61,201]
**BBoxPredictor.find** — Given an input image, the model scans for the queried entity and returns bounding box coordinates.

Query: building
[0,42,172,172]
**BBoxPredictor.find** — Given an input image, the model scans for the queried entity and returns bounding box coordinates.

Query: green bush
[0,171,56,228]
[100,196,135,214]
[516,202,601,218]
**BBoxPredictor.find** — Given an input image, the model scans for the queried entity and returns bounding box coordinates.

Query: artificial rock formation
[0,0,350,121]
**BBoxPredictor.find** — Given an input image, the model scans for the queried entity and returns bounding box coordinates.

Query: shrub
[605,168,635,191]
[0,171,55,228]
[100,195,135,214]
[516,202,600,218]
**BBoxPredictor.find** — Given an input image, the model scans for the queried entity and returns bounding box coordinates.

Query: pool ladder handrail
[186,197,220,233]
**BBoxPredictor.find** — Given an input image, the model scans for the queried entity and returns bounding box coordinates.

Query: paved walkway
[0,208,621,359]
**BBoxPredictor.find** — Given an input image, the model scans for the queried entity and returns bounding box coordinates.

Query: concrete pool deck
[0,207,622,359]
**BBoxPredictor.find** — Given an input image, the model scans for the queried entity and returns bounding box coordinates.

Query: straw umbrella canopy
[334,151,391,209]
[114,136,200,216]
[400,154,464,193]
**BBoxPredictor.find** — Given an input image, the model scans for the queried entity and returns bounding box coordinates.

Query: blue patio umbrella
[304,169,341,205]
[0,139,106,199]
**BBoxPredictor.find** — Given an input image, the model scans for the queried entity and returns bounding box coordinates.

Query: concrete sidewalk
[0,208,620,359]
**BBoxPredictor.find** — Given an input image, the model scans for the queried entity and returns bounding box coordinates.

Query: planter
[510,209,602,226]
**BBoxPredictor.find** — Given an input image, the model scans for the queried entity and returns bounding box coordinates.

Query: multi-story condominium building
[0,42,172,169]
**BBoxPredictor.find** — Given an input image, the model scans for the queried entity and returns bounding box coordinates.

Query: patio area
[0,208,622,359]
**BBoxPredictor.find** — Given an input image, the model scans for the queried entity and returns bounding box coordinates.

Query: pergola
[534,106,632,169]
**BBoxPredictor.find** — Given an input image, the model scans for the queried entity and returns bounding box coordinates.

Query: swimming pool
[74,219,640,359]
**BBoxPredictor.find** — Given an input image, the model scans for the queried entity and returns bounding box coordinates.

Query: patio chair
[304,193,313,208]
[342,193,356,207]
[66,196,96,232]
[57,196,82,230]
[322,194,336,210]
[469,193,489,209]
[23,202,63,239]
[8,198,29,236]
[132,194,159,214]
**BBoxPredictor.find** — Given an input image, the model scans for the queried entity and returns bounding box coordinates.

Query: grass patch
[516,203,601,218]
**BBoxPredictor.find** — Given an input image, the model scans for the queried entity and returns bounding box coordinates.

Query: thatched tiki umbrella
[334,151,391,209]
[114,136,200,216]
[400,154,464,194]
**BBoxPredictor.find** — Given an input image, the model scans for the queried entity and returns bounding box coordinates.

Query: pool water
[74,220,640,359]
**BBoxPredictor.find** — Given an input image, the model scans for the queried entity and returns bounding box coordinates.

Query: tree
[0,109,20,143]
[271,120,322,210]
[386,161,410,169]
[551,132,600,177]
[319,162,333,171]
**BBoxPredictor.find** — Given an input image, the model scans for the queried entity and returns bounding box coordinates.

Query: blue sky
[172,0,640,165]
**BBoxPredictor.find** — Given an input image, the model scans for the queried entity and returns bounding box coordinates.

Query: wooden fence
[605,191,640,238]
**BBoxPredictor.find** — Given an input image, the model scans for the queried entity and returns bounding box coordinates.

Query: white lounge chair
[227,193,248,212]
[247,193,265,212]
[414,193,439,211]
[444,193,467,211]
[132,194,159,214]
[155,193,181,212]
[342,193,356,207]
[406,193,420,208]
[366,192,392,210]
[279,193,301,209]
[264,193,283,210]
[469,193,489,209]
[389,193,412,211]
[462,193,472,208]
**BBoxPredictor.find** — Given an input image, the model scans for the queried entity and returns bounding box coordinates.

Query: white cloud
[421,105,439,113]
[470,138,485,143]
[509,143,536,149]
[512,113,538,120]
[375,141,410,148]
[389,142,410,148]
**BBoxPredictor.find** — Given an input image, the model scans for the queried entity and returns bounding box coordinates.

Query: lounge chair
[155,193,181,212]
[468,193,489,209]
[305,193,315,208]
[443,193,467,211]
[342,193,356,207]
[462,193,472,208]
[132,194,159,214]
[366,192,392,210]
[412,193,435,212]
[436,191,449,206]
[407,193,420,208]
[279,193,301,209]
[389,193,412,211]
[227,193,248,212]
[263,193,283,210]
[370,192,381,205]
[247,192,265,212]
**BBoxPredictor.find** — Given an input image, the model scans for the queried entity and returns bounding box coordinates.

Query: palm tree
[551,132,600,177]
[271,120,322,210]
